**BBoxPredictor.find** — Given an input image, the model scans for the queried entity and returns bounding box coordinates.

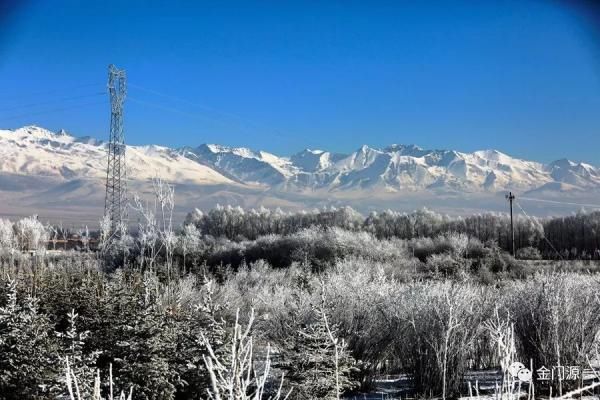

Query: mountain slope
[180,144,296,186]
[0,126,237,185]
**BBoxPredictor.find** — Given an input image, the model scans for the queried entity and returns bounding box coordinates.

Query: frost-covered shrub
[207,227,409,271]
[401,282,494,398]
[409,235,454,262]
[410,233,473,262]
[508,273,600,382]
[516,246,542,260]
[409,237,436,261]
[326,275,497,397]
[446,232,469,257]
[465,237,490,259]
[202,309,291,400]
[322,258,405,387]
[424,252,468,276]
[476,243,530,278]
[215,260,308,326]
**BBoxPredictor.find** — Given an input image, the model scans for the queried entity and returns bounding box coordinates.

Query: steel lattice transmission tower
[104,64,127,235]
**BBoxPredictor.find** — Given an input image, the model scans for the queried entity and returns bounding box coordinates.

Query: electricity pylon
[104,64,127,236]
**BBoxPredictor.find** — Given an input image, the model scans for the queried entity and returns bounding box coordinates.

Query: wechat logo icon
[508,361,532,382]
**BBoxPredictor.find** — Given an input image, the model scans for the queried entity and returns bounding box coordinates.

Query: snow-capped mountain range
[2,126,600,195]
[185,141,600,194]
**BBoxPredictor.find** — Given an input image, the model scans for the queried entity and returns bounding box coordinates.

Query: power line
[128,96,210,119]
[128,83,220,114]
[514,200,564,260]
[519,196,600,209]
[0,92,106,113]
[129,83,252,123]
[5,82,104,101]
[128,95,279,135]
[0,99,107,122]
[0,170,108,182]
[128,82,296,143]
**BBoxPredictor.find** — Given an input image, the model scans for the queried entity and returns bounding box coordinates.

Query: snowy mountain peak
[56,128,71,137]
[19,125,59,137]
[290,149,347,172]
[474,149,502,158]
[545,158,600,187]
[1,126,599,196]
[358,144,378,153]
[548,158,577,168]
[203,143,257,158]
[300,148,326,155]
[384,144,425,155]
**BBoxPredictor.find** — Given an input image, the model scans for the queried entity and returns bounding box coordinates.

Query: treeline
[186,206,600,259]
[1,206,599,263]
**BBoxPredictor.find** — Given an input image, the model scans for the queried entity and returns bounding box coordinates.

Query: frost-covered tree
[177,223,202,271]
[276,289,358,399]
[98,215,112,254]
[90,271,178,400]
[403,282,491,399]
[201,309,290,400]
[13,215,48,251]
[77,226,90,252]
[0,278,60,398]
[0,219,15,251]
[131,177,176,277]
[57,309,101,398]
[170,278,228,400]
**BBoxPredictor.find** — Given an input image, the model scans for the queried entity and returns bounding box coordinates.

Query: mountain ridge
[2,125,599,195]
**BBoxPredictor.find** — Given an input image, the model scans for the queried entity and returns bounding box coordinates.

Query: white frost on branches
[201,309,291,400]
[13,215,48,252]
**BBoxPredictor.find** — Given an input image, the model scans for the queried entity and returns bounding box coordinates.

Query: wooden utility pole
[506,192,516,257]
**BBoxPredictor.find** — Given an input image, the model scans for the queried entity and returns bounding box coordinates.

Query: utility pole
[506,191,516,257]
[104,64,127,237]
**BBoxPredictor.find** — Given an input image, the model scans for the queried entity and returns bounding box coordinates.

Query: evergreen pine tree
[57,309,101,398]
[169,278,227,400]
[276,296,358,399]
[0,278,60,398]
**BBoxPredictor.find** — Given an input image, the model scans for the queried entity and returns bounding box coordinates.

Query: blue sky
[1,0,600,164]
